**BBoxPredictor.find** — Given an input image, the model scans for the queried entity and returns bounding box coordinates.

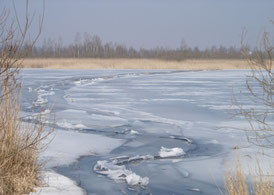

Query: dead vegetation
[226,28,274,195]
[226,158,249,195]
[225,158,273,195]
[0,76,47,194]
[0,1,50,194]
[21,58,251,70]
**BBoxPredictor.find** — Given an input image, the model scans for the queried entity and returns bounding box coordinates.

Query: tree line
[25,32,249,60]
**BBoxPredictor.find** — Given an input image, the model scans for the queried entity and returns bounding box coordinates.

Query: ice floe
[94,160,149,186]
[94,147,188,187]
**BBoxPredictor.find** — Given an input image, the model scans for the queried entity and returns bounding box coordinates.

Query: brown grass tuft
[226,158,274,195]
[226,158,249,195]
[252,161,273,195]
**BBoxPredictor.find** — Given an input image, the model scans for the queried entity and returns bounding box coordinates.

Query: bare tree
[55,35,63,57]
[73,32,82,58]
[30,31,245,60]
[233,29,273,149]
[0,0,43,96]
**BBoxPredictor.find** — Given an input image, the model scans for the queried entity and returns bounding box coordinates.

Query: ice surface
[210,139,219,144]
[19,69,273,195]
[43,129,125,167]
[159,147,185,158]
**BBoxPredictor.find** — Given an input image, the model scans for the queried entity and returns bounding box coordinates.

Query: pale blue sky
[2,0,274,49]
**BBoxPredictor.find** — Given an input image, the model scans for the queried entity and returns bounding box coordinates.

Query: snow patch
[127,129,140,135]
[159,147,185,158]
[126,173,149,186]
[74,78,105,86]
[57,120,87,130]
[30,171,85,195]
[189,188,201,192]
[129,130,139,135]
[33,86,55,107]
[41,109,51,115]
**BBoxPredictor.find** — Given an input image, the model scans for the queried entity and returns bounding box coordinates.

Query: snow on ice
[159,146,185,158]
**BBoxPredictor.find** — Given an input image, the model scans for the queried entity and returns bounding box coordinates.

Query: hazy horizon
[2,0,274,49]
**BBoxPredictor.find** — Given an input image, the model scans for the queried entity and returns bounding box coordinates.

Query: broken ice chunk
[129,130,140,135]
[159,146,185,158]
[126,173,149,186]
[94,160,149,186]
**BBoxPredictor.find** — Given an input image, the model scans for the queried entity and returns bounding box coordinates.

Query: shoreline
[21,58,251,70]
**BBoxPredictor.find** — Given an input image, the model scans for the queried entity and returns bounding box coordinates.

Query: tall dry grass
[21,58,251,70]
[0,0,49,193]
[225,158,273,195]
[226,158,249,195]
[226,28,273,195]
[0,69,49,194]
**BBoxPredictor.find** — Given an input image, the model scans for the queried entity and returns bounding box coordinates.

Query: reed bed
[21,58,251,70]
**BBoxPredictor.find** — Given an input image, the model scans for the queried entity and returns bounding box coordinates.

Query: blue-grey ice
[21,69,270,195]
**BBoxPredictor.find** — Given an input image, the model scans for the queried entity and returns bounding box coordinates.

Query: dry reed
[0,69,49,194]
[225,158,273,195]
[21,58,251,70]
[0,1,50,193]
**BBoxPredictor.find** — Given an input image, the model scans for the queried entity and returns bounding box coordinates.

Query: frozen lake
[21,69,258,194]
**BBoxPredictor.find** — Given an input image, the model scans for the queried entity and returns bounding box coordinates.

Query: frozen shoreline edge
[30,170,86,195]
